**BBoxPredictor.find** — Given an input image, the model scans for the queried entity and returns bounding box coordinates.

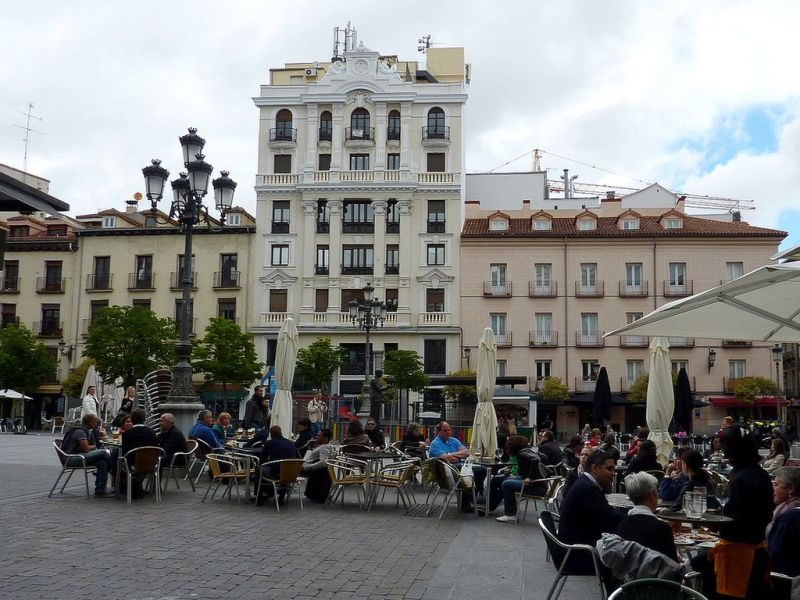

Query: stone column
[374,103,387,171]
[400,102,413,172]
[397,198,413,326]
[372,199,387,280]
[304,103,318,176]
[331,104,345,171]
[327,199,343,313]
[300,199,318,315]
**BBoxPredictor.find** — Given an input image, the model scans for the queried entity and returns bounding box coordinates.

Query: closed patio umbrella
[471,327,498,457]
[673,368,693,434]
[271,317,298,436]
[592,366,612,427]
[646,337,674,465]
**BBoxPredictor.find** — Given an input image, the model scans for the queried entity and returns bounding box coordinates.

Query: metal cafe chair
[48,439,97,498]
[162,439,198,494]
[115,446,164,504]
[608,578,709,599]
[255,458,306,511]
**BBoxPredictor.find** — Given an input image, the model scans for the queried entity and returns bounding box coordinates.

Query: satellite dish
[133,192,143,201]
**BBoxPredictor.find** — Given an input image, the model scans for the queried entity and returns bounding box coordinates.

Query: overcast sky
[2,1,799,247]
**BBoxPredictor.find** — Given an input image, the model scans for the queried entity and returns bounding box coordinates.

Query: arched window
[275,109,293,141]
[350,108,371,139]
[387,110,401,140]
[319,110,332,142]
[427,107,445,138]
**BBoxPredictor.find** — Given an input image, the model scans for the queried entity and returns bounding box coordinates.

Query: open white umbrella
[606,262,800,342]
[0,389,33,400]
[270,317,299,436]
[80,364,99,399]
[646,337,674,465]
[471,327,498,457]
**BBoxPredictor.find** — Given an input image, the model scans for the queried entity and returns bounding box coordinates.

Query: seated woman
[342,419,371,447]
[704,434,723,460]
[586,428,602,448]
[762,438,786,475]
[624,440,662,477]
[213,412,235,439]
[767,467,800,579]
[365,418,385,449]
[618,472,679,561]
[401,422,427,459]
[667,449,716,511]
[494,435,548,522]
[562,435,584,469]
[625,428,650,462]
[658,446,690,502]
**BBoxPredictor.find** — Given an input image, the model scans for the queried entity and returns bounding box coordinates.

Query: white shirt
[81,394,100,418]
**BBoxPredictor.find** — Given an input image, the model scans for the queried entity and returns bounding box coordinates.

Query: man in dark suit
[157,412,188,466]
[558,449,625,586]
[121,409,158,456]
[255,425,299,505]
[536,429,563,465]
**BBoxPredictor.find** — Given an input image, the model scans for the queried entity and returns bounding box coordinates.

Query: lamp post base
[162,357,204,436]
[357,382,371,422]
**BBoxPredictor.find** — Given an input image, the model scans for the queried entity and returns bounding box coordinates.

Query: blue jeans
[67,450,112,493]
[501,477,524,515]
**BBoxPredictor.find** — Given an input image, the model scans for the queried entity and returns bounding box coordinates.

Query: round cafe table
[657,510,733,532]
[606,493,633,509]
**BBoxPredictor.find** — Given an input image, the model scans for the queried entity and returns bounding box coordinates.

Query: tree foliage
[62,358,95,398]
[627,373,650,403]
[734,376,777,404]
[294,337,346,393]
[443,368,477,403]
[383,350,429,395]
[540,377,570,403]
[0,324,58,393]
[84,305,176,386]
[192,318,263,390]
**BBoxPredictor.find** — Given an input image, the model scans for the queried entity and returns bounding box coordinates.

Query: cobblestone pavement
[0,433,596,600]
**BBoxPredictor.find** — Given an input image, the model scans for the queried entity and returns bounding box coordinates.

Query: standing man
[243,385,269,432]
[60,414,113,497]
[307,390,327,436]
[81,386,103,447]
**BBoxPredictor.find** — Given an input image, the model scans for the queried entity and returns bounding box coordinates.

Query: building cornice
[77,227,255,237]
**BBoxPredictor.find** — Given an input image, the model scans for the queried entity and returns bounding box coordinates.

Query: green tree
[443,368,477,404]
[383,350,430,421]
[0,324,57,393]
[734,376,777,419]
[84,305,176,386]
[294,337,346,394]
[627,373,650,403]
[62,358,95,398]
[540,377,570,403]
[192,318,263,392]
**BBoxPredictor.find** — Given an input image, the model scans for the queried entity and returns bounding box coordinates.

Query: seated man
[537,429,564,466]
[121,409,158,456]
[658,446,689,502]
[301,428,334,503]
[60,414,113,497]
[188,409,225,452]
[428,421,487,513]
[157,412,188,467]
[254,425,299,505]
[559,449,626,576]
[618,472,679,561]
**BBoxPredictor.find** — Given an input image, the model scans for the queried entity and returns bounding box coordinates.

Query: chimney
[522,199,530,213]
[126,192,142,213]
[732,211,741,222]
[606,191,616,200]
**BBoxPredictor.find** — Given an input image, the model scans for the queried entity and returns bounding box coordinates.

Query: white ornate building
[250,37,469,403]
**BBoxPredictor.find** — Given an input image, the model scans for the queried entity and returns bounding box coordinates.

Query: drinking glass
[715,483,730,508]
[694,486,707,515]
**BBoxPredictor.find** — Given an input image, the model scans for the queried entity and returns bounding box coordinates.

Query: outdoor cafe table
[345,450,403,500]
[474,459,509,517]
[606,493,674,510]
[657,510,733,532]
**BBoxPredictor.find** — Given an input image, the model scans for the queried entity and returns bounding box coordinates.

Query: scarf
[766,496,800,538]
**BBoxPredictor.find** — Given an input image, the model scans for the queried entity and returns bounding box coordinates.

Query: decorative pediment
[260,269,298,287]
[658,209,684,229]
[319,44,404,90]
[574,209,598,231]
[617,209,642,230]
[530,210,553,230]
[416,268,455,286]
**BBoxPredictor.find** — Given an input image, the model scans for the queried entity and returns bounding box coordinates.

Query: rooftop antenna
[333,21,357,60]
[560,169,578,198]
[418,34,431,53]
[13,102,44,179]
[532,149,542,172]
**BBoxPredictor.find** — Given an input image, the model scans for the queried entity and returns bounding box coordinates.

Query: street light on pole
[772,344,783,429]
[348,283,386,418]
[141,127,237,434]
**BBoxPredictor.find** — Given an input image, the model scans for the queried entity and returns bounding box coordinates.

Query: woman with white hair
[617,472,678,561]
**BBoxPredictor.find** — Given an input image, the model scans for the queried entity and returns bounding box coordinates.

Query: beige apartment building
[250,31,468,407]
[461,171,786,435]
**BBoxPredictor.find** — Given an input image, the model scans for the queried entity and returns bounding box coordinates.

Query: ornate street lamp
[772,344,783,428]
[348,283,386,417]
[141,127,237,434]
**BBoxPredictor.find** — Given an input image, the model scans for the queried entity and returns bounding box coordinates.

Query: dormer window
[533,219,551,231]
[665,217,683,229]
[47,225,67,237]
[227,213,241,226]
[102,216,116,229]
[577,219,596,231]
[489,218,508,231]
[621,219,639,230]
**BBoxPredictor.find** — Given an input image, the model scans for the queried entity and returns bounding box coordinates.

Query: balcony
[575,378,597,392]
[341,265,373,275]
[483,282,512,297]
[342,222,374,234]
[419,312,451,327]
[340,170,374,182]
[528,281,558,298]
[0,276,20,293]
[344,127,375,147]
[387,127,401,141]
[36,277,66,294]
[620,335,649,347]
[576,332,604,347]
[619,281,648,297]
[386,221,399,234]
[86,273,112,292]
[724,377,745,393]
[268,127,297,149]
[575,281,604,297]
[271,222,290,234]
[422,126,450,147]
[34,321,63,338]
[128,272,156,290]
[664,281,694,297]
[529,331,558,347]
[170,272,198,290]
[668,337,695,347]
[722,340,753,348]
[255,171,459,187]
[495,332,512,347]
[260,312,291,326]
[427,221,446,234]
[385,265,399,275]
[213,271,241,289]
[314,265,329,276]
[318,128,332,142]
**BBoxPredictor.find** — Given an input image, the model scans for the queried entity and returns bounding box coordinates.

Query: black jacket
[121,424,158,457]
[294,430,313,453]
[260,435,300,478]
[562,448,580,469]
[624,454,663,477]
[617,513,678,560]
[366,428,385,448]
[243,396,267,428]
[720,463,774,544]
[559,473,624,547]
[157,426,188,464]
[538,440,563,466]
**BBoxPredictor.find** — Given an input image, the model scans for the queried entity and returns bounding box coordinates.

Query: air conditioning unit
[304,68,317,77]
